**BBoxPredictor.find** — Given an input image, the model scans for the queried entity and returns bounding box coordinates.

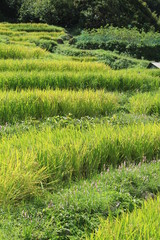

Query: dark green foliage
[144,0,160,16]
[34,39,57,52]
[56,46,149,69]
[74,0,159,30]
[74,27,160,61]
[1,0,160,30]
[19,0,78,27]
[0,0,22,21]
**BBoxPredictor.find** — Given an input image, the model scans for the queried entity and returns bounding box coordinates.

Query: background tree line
[0,0,160,30]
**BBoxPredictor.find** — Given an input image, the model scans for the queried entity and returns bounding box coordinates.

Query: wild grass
[0,122,160,204]
[90,195,160,240]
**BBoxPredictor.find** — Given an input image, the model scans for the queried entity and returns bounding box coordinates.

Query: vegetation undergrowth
[1,113,159,138]
[74,27,160,61]
[0,161,159,239]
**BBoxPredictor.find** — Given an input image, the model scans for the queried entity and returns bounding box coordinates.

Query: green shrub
[34,39,57,52]
[75,27,160,61]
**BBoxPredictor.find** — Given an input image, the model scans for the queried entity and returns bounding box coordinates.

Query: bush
[34,39,57,52]
[75,27,160,61]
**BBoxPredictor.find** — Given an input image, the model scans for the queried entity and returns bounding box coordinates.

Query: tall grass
[0,123,160,203]
[0,90,120,123]
[90,196,160,240]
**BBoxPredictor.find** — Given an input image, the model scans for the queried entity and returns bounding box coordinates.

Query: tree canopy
[1,0,160,30]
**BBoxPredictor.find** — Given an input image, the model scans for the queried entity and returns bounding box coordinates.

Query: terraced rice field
[0,23,160,239]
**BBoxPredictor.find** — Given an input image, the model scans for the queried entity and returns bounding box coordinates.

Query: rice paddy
[0,22,159,239]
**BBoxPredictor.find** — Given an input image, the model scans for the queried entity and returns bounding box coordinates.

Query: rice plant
[0,67,159,92]
[0,89,120,123]
[0,122,160,203]
[129,91,160,115]
[89,196,160,240]
[0,59,108,72]
[0,43,48,59]
[0,23,64,32]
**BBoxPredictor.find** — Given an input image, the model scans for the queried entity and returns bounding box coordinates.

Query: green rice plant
[0,43,48,59]
[0,68,159,91]
[0,30,24,36]
[0,23,68,55]
[1,113,159,139]
[0,90,120,123]
[0,59,108,72]
[0,23,64,32]
[1,122,160,199]
[10,31,65,40]
[129,91,160,115]
[121,68,160,77]
[9,40,35,47]
[0,152,48,205]
[89,196,160,240]
[9,34,58,42]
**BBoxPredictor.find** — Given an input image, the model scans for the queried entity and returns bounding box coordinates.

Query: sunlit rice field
[0,22,160,239]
